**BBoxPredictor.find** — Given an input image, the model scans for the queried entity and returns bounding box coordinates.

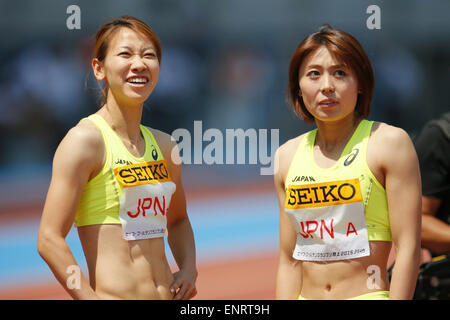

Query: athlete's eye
[119,52,131,57]
[307,70,320,78]
[144,52,156,58]
[334,70,346,77]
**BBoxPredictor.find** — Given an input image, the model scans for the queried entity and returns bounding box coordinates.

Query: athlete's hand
[170,269,197,300]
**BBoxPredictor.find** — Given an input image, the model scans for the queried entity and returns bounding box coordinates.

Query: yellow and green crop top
[284,120,391,261]
[74,114,176,241]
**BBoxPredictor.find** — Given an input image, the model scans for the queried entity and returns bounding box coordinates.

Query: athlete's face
[298,46,360,123]
[93,27,160,105]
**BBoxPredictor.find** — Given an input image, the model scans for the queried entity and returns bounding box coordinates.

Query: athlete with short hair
[37,15,197,300]
[274,24,421,300]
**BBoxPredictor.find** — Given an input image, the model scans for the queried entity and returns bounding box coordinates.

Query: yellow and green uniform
[74,114,176,240]
[298,291,390,300]
[284,120,391,262]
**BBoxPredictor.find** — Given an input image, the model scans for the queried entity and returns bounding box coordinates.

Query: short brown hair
[287,24,374,123]
[92,15,162,103]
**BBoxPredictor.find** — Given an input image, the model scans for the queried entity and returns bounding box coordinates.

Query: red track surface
[0,254,278,300]
[0,182,436,300]
[0,182,279,300]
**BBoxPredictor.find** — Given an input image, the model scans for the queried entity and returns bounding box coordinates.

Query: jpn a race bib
[285,178,370,261]
[114,160,176,241]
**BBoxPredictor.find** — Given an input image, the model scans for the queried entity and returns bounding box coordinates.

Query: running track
[0,182,279,300]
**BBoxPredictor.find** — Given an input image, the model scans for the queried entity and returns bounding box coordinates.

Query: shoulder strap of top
[296,129,317,162]
[344,119,373,153]
[140,126,165,161]
[78,114,113,171]
[84,114,118,149]
[284,129,317,185]
[80,114,116,139]
[305,128,318,152]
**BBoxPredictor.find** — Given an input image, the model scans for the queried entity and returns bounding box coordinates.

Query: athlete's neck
[98,95,144,145]
[314,113,361,154]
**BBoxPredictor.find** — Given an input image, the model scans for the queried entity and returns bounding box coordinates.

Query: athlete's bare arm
[37,121,104,300]
[370,123,421,299]
[275,136,304,299]
[151,129,197,300]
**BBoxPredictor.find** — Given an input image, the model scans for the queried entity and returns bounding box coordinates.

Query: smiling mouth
[126,77,149,85]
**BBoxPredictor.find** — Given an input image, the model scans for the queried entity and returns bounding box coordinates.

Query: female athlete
[274,24,421,300]
[38,15,197,300]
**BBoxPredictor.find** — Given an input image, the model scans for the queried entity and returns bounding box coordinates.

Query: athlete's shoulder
[274,132,308,183]
[56,119,104,164]
[370,121,412,146]
[369,121,416,167]
[66,118,104,150]
[277,132,308,157]
[146,127,174,144]
[50,118,105,179]
[276,131,310,168]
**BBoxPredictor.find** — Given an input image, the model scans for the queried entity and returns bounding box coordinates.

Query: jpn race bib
[114,160,176,241]
[285,178,370,261]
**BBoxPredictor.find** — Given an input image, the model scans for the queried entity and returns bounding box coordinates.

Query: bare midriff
[299,241,391,299]
[78,224,174,300]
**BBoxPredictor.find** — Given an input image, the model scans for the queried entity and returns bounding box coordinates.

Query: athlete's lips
[318,99,338,106]
[126,75,149,85]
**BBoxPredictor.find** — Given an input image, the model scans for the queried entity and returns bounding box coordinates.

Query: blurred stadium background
[0,0,449,299]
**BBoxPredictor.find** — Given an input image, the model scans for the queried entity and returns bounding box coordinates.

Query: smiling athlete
[38,15,197,300]
[274,24,421,300]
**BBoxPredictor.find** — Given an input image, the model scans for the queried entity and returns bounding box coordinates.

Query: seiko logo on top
[114,160,171,187]
[285,179,362,209]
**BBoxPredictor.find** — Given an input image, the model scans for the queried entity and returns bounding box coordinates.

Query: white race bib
[114,160,176,241]
[285,179,370,261]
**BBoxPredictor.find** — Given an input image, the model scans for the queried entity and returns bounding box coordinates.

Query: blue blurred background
[0,0,449,298]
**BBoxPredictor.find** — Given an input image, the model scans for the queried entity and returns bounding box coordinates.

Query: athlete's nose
[130,56,147,72]
[320,73,335,94]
